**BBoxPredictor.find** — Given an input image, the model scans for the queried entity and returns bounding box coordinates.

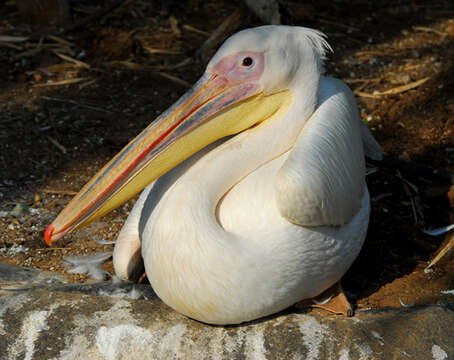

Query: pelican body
[45,26,381,325]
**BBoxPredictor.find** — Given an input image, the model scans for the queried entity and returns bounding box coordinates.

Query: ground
[0,0,453,311]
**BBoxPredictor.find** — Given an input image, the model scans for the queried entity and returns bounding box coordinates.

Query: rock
[0,262,66,284]
[9,203,29,217]
[0,263,453,359]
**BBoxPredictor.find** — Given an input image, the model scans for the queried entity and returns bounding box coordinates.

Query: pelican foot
[296,282,354,317]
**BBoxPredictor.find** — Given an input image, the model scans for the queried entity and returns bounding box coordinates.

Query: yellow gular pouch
[73,89,293,232]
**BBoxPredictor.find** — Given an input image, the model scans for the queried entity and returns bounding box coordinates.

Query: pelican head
[44,26,331,245]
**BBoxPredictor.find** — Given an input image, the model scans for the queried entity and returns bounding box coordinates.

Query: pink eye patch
[210,51,264,84]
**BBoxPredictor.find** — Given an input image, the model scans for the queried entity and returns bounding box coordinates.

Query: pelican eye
[242,57,253,67]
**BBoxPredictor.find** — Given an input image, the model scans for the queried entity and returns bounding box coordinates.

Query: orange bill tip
[44,224,55,246]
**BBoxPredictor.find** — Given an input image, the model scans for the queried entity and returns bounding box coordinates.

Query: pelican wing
[276,77,380,226]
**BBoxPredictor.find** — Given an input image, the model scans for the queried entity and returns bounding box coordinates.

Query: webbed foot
[296,281,354,317]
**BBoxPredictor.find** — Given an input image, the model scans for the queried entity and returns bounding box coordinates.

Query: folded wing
[276,77,381,226]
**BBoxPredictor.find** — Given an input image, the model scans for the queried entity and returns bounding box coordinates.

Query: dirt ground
[1,0,454,312]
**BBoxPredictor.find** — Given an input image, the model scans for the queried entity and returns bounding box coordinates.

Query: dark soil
[1,0,454,311]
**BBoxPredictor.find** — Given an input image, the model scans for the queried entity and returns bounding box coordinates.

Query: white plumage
[111,26,382,324]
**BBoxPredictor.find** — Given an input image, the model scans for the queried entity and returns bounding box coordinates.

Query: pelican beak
[44,72,292,245]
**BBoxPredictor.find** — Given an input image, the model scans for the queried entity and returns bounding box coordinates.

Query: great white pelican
[44,25,382,325]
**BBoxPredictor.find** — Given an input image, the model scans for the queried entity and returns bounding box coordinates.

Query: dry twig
[413,26,447,37]
[79,79,97,89]
[344,77,382,84]
[0,35,29,42]
[157,72,191,88]
[425,235,454,272]
[46,136,67,154]
[41,96,111,113]
[0,41,23,50]
[396,171,421,224]
[355,77,430,98]
[403,63,426,71]
[13,48,41,59]
[33,77,91,87]
[355,49,392,57]
[142,47,182,55]
[354,91,380,99]
[169,16,181,37]
[46,34,75,47]
[182,24,210,37]
[38,189,78,195]
[376,77,430,95]
[371,193,394,202]
[37,62,77,74]
[55,53,90,68]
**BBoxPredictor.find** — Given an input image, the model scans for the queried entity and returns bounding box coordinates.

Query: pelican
[44,26,382,325]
